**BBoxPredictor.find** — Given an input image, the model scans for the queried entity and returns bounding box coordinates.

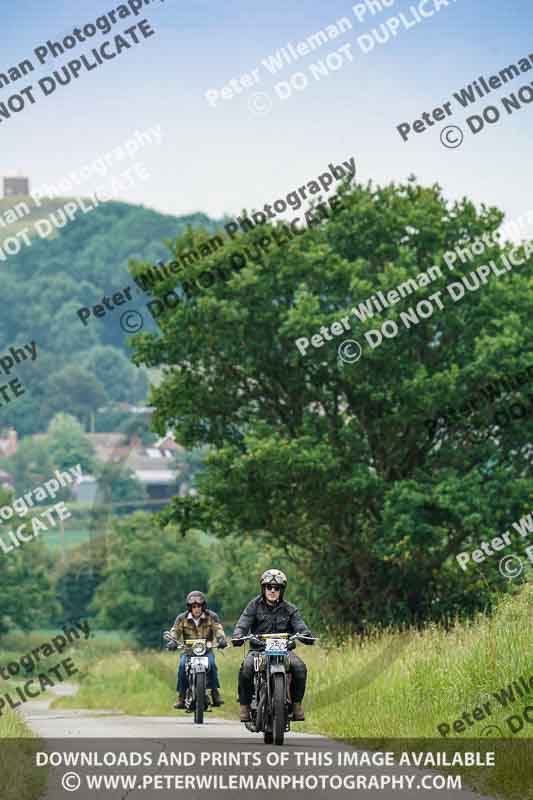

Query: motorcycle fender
[268,664,286,674]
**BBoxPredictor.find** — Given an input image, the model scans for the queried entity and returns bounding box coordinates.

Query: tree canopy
[91,513,212,647]
[131,178,533,629]
[0,490,58,635]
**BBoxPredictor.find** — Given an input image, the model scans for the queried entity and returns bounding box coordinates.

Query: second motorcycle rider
[168,590,227,709]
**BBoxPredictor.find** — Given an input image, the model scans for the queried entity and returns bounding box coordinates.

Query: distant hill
[0,198,222,435]
[0,196,86,246]
[0,194,221,256]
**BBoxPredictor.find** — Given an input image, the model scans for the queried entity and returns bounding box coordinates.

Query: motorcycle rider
[232,569,314,723]
[167,590,227,709]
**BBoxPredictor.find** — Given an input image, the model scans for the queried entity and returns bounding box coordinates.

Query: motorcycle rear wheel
[272,673,285,746]
[194,672,206,724]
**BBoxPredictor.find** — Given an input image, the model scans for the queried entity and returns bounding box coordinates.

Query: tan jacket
[170,609,225,643]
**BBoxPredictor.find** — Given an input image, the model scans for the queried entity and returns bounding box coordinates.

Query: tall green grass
[0,711,47,800]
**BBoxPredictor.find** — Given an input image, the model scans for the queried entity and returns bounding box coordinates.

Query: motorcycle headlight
[192,641,206,656]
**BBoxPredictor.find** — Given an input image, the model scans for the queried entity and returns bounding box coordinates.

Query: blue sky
[3,0,532,231]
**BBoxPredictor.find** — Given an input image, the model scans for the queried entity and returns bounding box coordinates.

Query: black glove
[166,640,178,651]
[217,639,227,649]
[287,640,296,651]
[232,637,245,647]
[250,636,265,649]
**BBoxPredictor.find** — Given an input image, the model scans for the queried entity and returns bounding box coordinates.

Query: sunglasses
[265,585,281,591]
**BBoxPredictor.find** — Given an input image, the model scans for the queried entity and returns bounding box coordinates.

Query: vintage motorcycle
[232,632,316,745]
[163,631,220,724]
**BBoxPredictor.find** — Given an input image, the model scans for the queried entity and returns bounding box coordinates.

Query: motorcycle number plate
[265,638,288,653]
[190,657,209,668]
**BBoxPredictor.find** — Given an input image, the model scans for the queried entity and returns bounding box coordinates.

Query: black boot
[292,702,305,721]
[211,688,224,706]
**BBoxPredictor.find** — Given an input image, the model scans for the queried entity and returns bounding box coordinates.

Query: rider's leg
[238,653,255,721]
[206,651,219,689]
[289,654,307,720]
[288,654,307,700]
[177,654,188,692]
[207,651,224,705]
[174,654,187,709]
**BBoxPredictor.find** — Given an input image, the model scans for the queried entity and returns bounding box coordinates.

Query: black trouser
[238,652,307,704]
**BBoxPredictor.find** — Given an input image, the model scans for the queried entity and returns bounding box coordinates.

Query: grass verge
[0,711,47,800]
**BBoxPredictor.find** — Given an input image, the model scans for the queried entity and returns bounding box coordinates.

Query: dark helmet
[260,569,287,600]
[186,590,206,610]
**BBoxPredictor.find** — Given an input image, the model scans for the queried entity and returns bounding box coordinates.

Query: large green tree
[94,461,147,505]
[0,490,58,636]
[46,413,96,473]
[81,346,149,404]
[44,367,107,430]
[54,534,108,625]
[132,179,533,629]
[92,513,212,646]
[4,437,55,496]
[208,534,320,626]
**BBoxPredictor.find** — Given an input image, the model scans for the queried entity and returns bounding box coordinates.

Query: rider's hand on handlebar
[297,634,316,645]
[217,639,228,649]
[250,636,265,649]
[206,641,213,649]
[231,637,245,647]
[166,640,178,651]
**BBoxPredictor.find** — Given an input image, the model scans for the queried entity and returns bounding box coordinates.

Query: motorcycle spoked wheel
[194,672,206,724]
[272,673,286,746]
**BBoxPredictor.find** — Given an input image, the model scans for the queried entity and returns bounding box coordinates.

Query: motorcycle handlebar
[231,633,317,645]
[165,640,227,651]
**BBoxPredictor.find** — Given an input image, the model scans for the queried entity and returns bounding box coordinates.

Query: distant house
[154,434,181,457]
[84,432,133,464]
[0,428,17,457]
[16,427,187,511]
[72,431,185,509]
[72,474,98,504]
[0,469,14,491]
[125,433,183,503]
[0,430,18,492]
[4,176,29,197]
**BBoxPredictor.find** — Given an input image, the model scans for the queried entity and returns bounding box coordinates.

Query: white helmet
[260,569,287,589]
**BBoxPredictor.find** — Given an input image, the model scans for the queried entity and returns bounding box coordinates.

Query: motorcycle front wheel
[194,672,206,724]
[272,673,285,746]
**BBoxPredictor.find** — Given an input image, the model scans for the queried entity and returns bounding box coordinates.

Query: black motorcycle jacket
[232,595,313,648]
